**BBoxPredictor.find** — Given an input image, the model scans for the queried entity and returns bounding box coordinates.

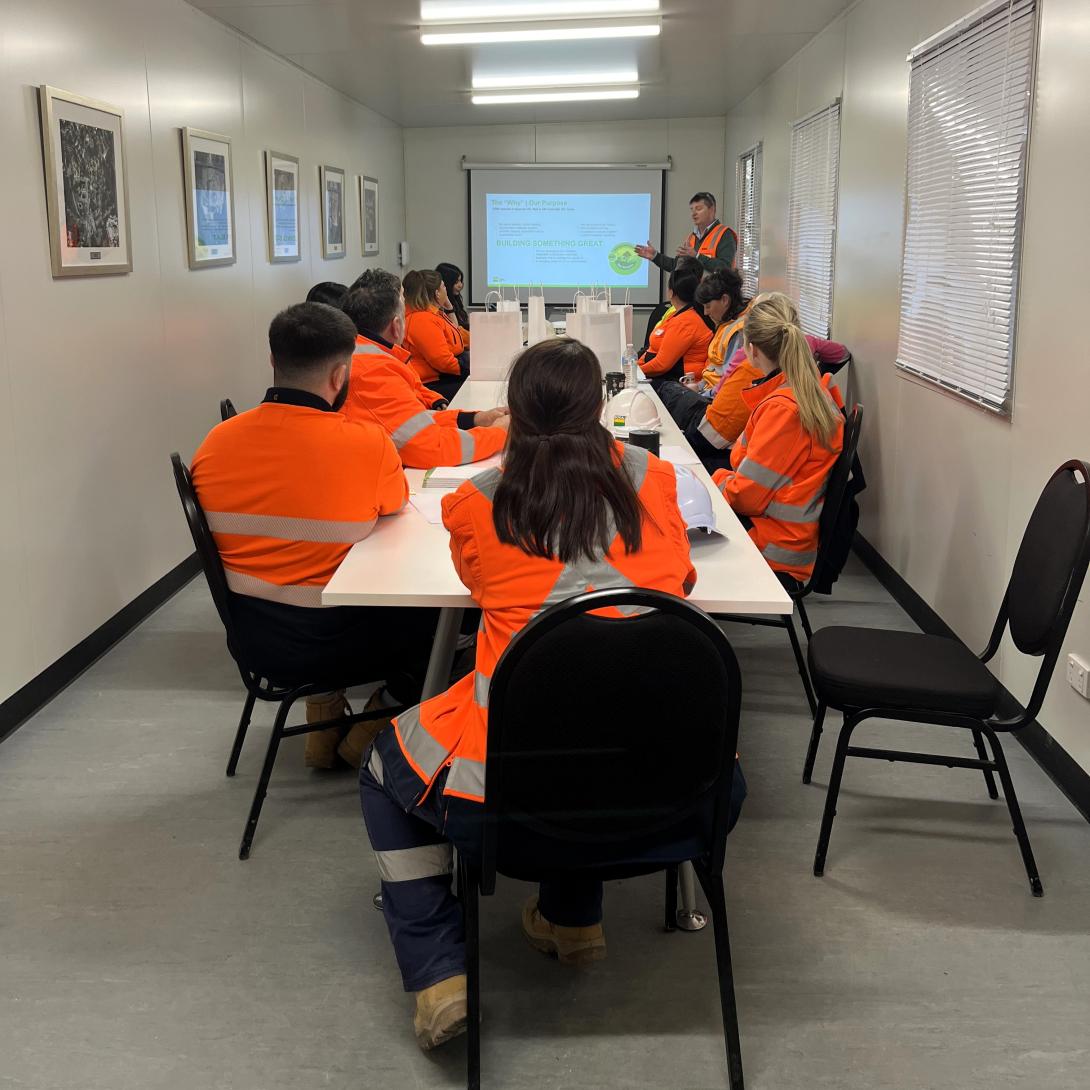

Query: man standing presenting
[635,191,737,275]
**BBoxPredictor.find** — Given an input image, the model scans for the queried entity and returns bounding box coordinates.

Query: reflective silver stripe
[737,430,747,448]
[538,556,648,617]
[471,467,503,502]
[223,569,326,607]
[395,704,449,779]
[446,756,486,799]
[473,670,490,709]
[207,511,377,544]
[764,495,825,523]
[367,744,385,787]
[762,542,818,567]
[391,410,435,449]
[737,456,792,491]
[373,843,452,883]
[696,415,730,450]
[620,442,649,491]
[353,344,388,357]
[457,429,475,463]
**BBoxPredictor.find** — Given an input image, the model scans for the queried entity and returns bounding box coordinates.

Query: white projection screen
[467,167,666,307]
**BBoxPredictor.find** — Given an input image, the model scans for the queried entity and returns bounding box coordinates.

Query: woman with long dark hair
[358,338,743,1051]
[436,261,470,343]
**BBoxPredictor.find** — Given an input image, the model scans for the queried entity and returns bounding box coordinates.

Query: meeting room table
[324,373,792,926]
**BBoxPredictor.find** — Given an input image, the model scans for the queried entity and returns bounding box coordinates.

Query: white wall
[725,0,1090,772]
[403,117,727,283]
[0,0,405,706]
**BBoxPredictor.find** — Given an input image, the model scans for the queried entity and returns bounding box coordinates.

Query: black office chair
[804,460,1090,897]
[458,588,745,1090]
[816,349,853,378]
[220,398,237,421]
[170,452,405,859]
[717,404,864,716]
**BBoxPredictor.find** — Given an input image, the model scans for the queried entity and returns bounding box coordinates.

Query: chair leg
[663,865,679,932]
[796,597,813,641]
[226,690,258,777]
[802,701,827,785]
[813,713,860,877]
[983,730,1043,897]
[694,865,745,1090]
[238,698,291,860]
[784,612,817,716]
[460,856,482,1090]
[971,728,999,800]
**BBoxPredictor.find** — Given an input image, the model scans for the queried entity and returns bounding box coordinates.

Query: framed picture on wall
[38,85,133,278]
[181,127,236,269]
[320,164,346,259]
[265,150,301,263]
[360,175,379,256]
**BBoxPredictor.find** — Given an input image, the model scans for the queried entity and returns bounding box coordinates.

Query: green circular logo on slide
[608,243,641,276]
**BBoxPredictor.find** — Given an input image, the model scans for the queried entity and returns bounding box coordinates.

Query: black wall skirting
[0,553,200,745]
[853,532,1090,825]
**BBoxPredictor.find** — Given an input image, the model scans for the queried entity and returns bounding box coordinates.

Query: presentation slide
[485,193,649,291]
[468,167,665,306]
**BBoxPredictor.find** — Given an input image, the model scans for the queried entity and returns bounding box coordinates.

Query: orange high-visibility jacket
[638,305,714,381]
[345,334,505,469]
[698,358,764,451]
[390,444,696,804]
[404,304,464,383]
[713,372,844,581]
[191,389,408,607]
[688,221,737,264]
[700,304,752,390]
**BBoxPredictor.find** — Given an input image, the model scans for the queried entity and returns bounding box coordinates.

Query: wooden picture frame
[38,85,133,278]
[265,150,301,263]
[360,175,379,256]
[181,127,236,269]
[320,164,346,260]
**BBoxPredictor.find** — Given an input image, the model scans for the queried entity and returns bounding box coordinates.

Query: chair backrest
[170,452,238,649]
[482,588,742,883]
[988,460,1090,723]
[805,403,864,595]
[220,398,237,421]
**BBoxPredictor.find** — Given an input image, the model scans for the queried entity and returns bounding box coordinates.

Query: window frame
[735,142,762,298]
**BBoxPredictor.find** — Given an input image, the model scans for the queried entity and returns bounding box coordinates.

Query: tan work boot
[303,692,348,769]
[336,689,394,769]
[413,974,468,1051]
[521,895,606,966]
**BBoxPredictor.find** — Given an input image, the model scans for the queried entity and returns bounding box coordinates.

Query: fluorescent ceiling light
[472,69,638,90]
[422,1,659,20]
[472,88,641,104]
[422,22,660,44]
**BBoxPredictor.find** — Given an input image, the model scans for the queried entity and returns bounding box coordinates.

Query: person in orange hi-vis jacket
[637,262,715,382]
[339,270,507,469]
[358,338,747,1051]
[712,292,844,582]
[190,302,440,771]
[402,268,469,402]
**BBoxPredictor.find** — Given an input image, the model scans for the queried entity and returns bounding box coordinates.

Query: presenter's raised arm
[634,241,658,260]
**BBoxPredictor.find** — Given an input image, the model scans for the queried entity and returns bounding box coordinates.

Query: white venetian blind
[735,143,762,297]
[896,0,1038,415]
[787,101,841,337]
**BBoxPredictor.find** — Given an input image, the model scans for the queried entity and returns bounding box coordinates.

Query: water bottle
[622,343,638,388]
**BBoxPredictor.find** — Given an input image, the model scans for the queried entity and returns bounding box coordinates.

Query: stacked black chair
[170,453,404,859]
[717,404,864,715]
[804,460,1090,896]
[219,398,237,421]
[459,588,746,1090]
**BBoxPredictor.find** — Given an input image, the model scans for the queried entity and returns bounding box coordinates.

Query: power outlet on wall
[1066,653,1090,699]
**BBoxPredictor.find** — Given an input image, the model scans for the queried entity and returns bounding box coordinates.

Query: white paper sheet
[408,491,449,525]
[658,444,703,467]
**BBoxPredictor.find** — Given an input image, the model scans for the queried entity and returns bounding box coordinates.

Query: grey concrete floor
[2,556,1089,1090]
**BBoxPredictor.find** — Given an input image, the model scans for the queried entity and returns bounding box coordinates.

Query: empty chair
[804,460,1090,896]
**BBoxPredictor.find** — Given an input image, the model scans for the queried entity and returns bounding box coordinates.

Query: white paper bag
[527,291,549,346]
[568,311,625,376]
[610,303,634,354]
[469,310,522,380]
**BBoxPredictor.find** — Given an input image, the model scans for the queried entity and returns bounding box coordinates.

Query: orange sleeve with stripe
[373,431,410,515]
[704,365,756,446]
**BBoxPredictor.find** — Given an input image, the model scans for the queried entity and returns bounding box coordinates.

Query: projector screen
[467,167,665,307]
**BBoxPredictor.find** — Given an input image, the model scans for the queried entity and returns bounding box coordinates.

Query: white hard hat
[602,388,661,431]
[675,466,718,534]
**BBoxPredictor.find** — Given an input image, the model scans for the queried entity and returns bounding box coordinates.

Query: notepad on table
[421,452,503,489]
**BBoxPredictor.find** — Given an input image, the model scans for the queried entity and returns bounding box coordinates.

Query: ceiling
[189,0,854,128]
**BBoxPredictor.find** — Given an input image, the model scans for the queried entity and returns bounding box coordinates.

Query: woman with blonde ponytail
[712,292,845,580]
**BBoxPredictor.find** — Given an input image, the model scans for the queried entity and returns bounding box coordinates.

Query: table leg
[675,861,708,932]
[422,607,466,701]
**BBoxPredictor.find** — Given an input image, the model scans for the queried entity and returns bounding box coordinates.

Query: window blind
[896,0,1038,415]
[787,102,841,337]
[735,143,762,297]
